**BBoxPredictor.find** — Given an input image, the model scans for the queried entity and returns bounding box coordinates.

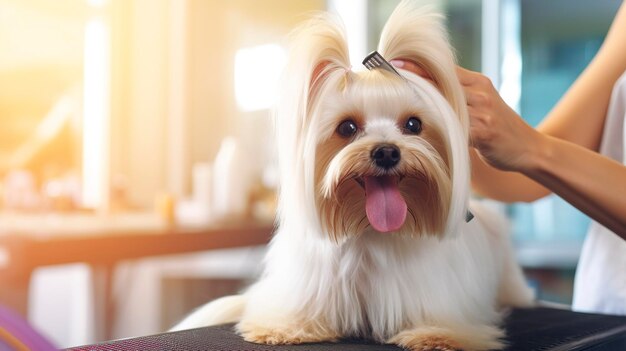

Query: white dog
[173,1,533,350]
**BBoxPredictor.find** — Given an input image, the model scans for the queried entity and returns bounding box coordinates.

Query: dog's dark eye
[337,120,358,138]
[404,116,422,134]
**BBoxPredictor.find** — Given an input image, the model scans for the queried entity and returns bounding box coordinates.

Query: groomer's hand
[392,60,545,172]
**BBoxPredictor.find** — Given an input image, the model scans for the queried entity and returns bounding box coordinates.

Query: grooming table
[67,307,626,351]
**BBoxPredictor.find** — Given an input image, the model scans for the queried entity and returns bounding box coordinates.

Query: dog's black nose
[371,144,401,169]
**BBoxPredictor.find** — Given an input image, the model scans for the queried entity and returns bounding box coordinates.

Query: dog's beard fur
[315,70,454,242]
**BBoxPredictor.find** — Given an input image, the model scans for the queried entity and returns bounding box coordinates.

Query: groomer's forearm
[525,135,626,238]
[470,150,551,202]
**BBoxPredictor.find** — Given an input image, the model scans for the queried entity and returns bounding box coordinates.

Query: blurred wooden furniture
[0,212,273,341]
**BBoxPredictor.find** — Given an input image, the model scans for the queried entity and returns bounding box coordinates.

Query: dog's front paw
[237,320,339,345]
[390,330,461,351]
[239,325,301,345]
[388,324,504,351]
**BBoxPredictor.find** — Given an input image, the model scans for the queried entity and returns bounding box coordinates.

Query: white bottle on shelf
[212,136,250,220]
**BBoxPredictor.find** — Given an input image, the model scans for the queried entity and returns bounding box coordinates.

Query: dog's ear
[377,1,466,128]
[309,61,340,104]
[274,13,351,224]
[276,12,351,165]
[283,13,351,115]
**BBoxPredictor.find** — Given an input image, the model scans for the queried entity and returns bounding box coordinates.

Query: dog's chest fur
[265,227,501,342]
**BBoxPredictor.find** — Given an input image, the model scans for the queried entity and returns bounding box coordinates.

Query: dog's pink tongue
[364,175,407,233]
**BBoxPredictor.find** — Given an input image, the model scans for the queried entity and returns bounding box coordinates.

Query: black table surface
[67,307,626,351]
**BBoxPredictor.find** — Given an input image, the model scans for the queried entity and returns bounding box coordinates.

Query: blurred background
[0,0,621,347]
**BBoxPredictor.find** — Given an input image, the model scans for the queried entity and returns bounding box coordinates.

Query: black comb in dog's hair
[362,51,402,76]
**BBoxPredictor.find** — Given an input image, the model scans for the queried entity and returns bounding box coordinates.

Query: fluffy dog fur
[173,2,534,350]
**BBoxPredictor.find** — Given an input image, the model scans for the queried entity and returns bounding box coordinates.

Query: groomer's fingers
[465,90,491,107]
[467,106,481,121]
[467,106,488,140]
[456,66,495,88]
[456,66,476,85]
[390,59,434,82]
[390,59,426,76]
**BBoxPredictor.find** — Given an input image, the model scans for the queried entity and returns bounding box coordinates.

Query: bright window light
[328,0,367,70]
[86,0,108,7]
[234,44,286,112]
[500,0,522,112]
[82,18,110,209]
